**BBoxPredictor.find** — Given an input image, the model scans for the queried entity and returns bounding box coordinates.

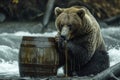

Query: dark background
[0,0,120,21]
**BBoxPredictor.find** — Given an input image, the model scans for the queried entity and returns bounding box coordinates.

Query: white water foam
[0,45,19,61]
[108,48,120,66]
[102,27,120,33]
[0,45,18,56]
[0,31,57,37]
[0,59,19,77]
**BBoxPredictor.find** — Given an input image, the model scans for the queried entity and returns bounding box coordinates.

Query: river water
[0,22,120,78]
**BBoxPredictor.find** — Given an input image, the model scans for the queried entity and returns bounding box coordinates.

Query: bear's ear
[77,8,85,19]
[55,7,64,16]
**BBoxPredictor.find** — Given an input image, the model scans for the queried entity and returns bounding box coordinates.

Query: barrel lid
[21,36,56,47]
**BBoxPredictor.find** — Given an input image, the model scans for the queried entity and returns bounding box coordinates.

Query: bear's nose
[61,26,69,37]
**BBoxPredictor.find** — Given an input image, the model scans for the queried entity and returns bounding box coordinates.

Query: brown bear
[55,6,109,76]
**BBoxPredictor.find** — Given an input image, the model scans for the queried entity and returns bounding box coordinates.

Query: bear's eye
[59,24,63,31]
[60,24,64,27]
[67,24,72,30]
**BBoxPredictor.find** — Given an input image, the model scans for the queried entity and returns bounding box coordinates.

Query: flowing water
[0,22,120,78]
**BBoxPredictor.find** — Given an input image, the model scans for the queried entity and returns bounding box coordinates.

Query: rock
[99,21,108,28]
[0,13,6,22]
[103,15,120,26]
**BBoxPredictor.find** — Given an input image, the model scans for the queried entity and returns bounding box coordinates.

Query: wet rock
[104,15,120,26]
[0,13,6,22]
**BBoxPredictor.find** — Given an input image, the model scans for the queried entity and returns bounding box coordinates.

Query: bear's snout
[61,26,69,38]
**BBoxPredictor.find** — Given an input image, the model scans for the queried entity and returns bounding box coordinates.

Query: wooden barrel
[19,36,59,77]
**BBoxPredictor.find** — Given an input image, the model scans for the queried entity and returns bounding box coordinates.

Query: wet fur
[55,6,109,76]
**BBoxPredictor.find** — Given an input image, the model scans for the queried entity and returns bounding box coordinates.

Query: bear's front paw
[55,35,60,42]
[55,36,65,48]
[66,41,73,49]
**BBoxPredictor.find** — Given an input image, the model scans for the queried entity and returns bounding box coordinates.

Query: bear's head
[55,6,88,40]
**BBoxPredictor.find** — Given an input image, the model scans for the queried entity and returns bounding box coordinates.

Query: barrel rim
[22,36,55,41]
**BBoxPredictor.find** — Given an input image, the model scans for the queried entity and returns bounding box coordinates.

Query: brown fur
[55,6,109,76]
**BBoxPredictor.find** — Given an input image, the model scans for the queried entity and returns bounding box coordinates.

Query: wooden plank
[20,63,58,68]
[22,36,55,42]
[21,42,55,47]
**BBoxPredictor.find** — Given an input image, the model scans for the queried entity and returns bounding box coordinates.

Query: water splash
[108,48,120,66]
[0,59,19,77]
[0,45,19,61]
[0,31,57,37]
